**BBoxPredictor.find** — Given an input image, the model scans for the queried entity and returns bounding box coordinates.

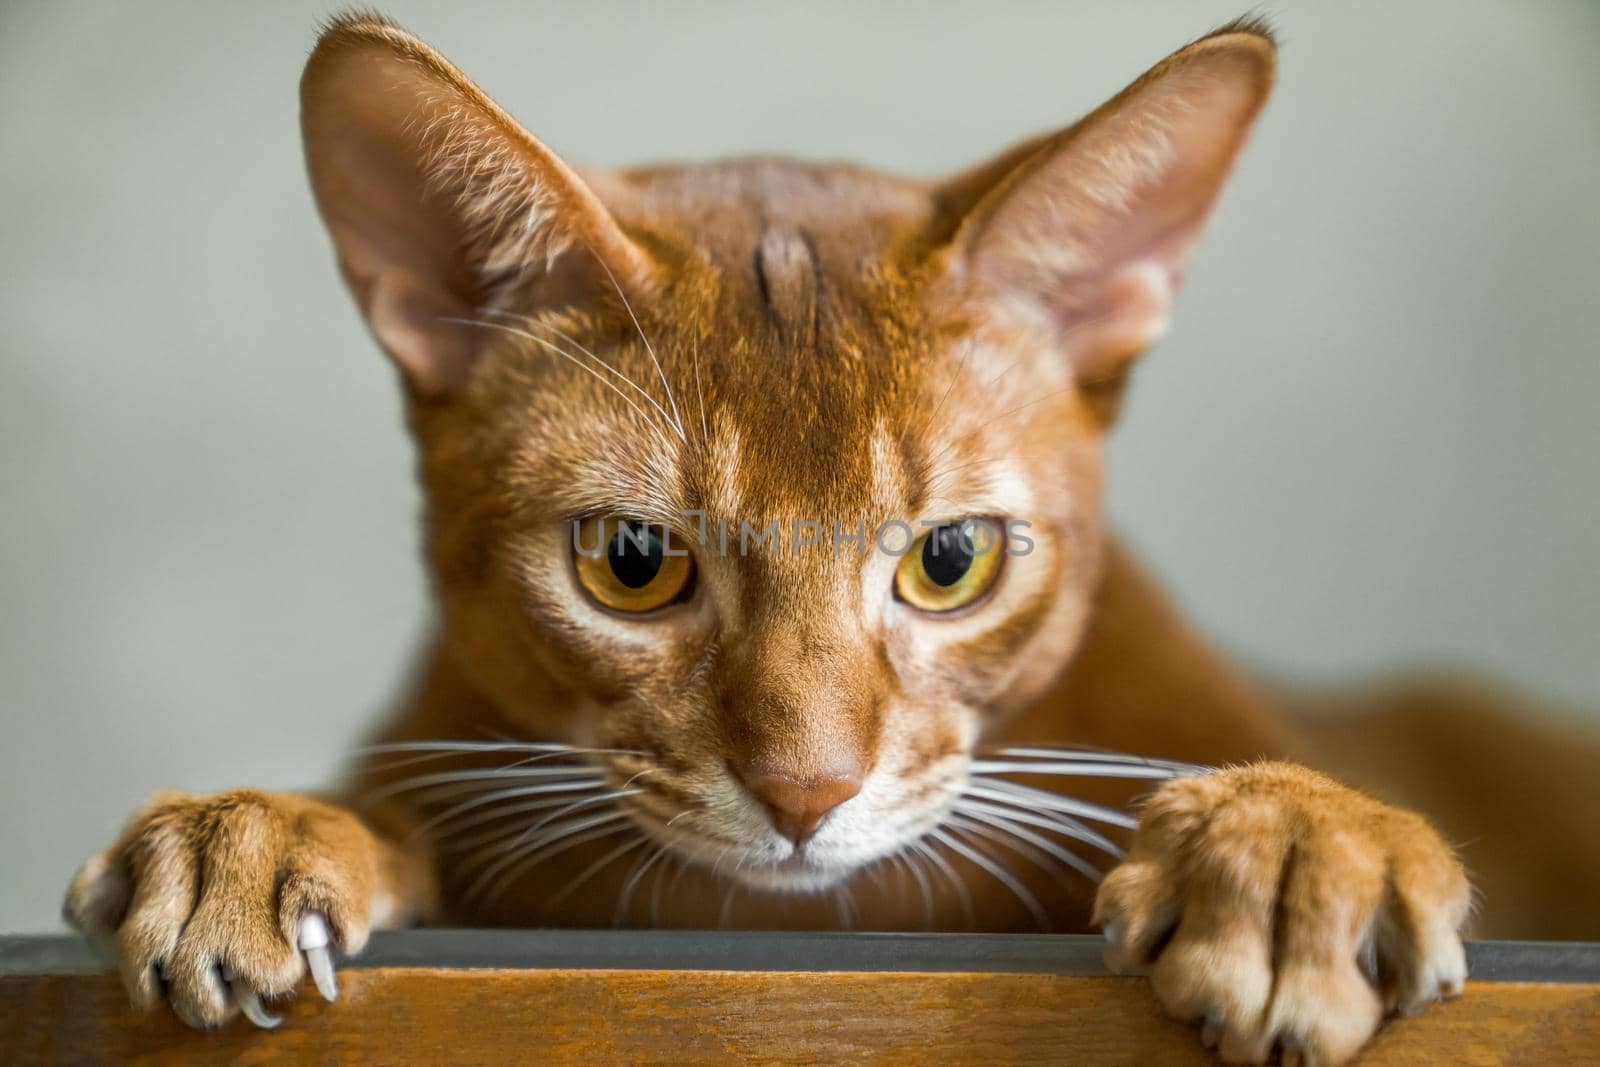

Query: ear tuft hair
[932,22,1277,394]
[300,13,654,394]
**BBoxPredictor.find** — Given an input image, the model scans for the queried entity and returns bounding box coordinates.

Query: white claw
[297,913,338,1002]
[231,980,283,1029]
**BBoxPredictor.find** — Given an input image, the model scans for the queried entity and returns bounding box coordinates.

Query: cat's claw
[298,912,338,1002]
[179,914,333,1030]
[1096,763,1470,1066]
[63,789,394,1030]
[223,966,283,1029]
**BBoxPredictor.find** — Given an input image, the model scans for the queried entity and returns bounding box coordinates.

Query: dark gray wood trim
[3,931,1597,983]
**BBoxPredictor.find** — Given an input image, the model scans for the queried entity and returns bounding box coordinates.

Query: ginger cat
[63,14,1600,1065]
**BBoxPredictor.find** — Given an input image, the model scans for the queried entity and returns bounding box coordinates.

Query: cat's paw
[1094,762,1470,1067]
[64,789,400,1029]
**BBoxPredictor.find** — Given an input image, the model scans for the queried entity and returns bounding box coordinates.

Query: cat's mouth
[611,745,1210,899]
[623,789,947,895]
[358,740,1196,908]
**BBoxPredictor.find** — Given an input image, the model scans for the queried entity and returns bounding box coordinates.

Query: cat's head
[303,15,1272,893]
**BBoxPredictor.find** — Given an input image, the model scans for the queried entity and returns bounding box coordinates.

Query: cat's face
[303,17,1273,892]
[410,200,1105,891]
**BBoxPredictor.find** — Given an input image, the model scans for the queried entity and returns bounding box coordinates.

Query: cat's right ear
[300,15,654,395]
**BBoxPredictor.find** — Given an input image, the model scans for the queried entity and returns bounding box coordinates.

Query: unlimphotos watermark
[573,512,1035,559]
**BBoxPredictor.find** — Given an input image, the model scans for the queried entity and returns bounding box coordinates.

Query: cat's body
[64,14,1597,1064]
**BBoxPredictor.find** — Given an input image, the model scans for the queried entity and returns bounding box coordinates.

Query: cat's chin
[657,828,864,893]
[730,857,857,895]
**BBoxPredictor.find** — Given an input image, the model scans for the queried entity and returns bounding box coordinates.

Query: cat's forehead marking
[753,228,820,348]
[704,416,745,519]
[870,419,912,516]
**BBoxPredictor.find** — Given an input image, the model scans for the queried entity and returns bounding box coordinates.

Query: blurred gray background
[2,1,1596,932]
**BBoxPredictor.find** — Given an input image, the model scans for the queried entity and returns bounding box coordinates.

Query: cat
[62,13,1600,1065]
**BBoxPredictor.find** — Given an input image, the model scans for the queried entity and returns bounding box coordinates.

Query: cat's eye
[572,516,694,614]
[895,518,1005,613]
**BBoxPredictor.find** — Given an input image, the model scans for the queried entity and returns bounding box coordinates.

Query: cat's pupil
[608,523,665,589]
[923,524,976,587]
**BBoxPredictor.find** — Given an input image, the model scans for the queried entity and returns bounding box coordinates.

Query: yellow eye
[572,516,694,614]
[895,518,1005,613]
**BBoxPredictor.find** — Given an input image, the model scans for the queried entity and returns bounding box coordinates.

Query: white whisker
[458,789,642,873]
[419,783,610,843]
[691,336,709,443]
[441,317,678,449]
[891,849,936,930]
[359,741,638,756]
[969,759,1184,782]
[951,805,1106,883]
[474,811,635,906]
[982,745,1206,774]
[717,870,743,930]
[959,787,1127,851]
[965,777,1140,831]
[485,309,681,436]
[585,244,685,439]
[833,883,857,931]
[911,838,972,929]
[543,835,651,916]
[365,768,604,805]
[614,844,669,927]
[934,825,1051,932]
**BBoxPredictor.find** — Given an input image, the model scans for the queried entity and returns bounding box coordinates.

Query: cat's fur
[64,13,1599,1065]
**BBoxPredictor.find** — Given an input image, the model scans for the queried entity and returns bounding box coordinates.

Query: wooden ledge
[4,933,1598,1064]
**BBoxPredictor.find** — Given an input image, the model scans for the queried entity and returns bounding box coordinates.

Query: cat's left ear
[934,22,1275,390]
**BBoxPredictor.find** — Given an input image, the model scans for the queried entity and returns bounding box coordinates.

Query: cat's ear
[300,15,654,394]
[934,22,1275,389]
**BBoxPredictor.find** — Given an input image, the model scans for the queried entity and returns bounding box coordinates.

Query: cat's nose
[737,765,863,845]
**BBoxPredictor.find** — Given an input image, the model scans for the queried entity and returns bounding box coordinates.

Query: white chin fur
[729,859,857,894]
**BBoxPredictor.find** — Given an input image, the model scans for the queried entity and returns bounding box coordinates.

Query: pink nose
[738,768,863,845]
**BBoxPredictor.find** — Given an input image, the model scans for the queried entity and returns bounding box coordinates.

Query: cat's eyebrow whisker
[963,777,1140,831]
[690,335,709,445]
[956,792,1123,859]
[951,804,1110,882]
[919,382,1074,467]
[920,384,1079,492]
[931,825,1051,932]
[481,309,683,440]
[584,242,687,441]
[914,338,978,452]
[441,316,680,449]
